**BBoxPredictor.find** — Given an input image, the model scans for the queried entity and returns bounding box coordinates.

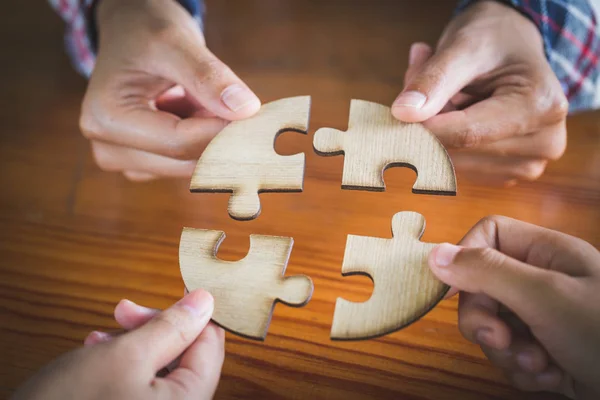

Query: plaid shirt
[50,0,599,112]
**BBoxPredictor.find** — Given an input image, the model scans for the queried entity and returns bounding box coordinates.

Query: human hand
[80,0,261,181]
[428,216,600,399]
[12,289,225,400]
[393,1,568,185]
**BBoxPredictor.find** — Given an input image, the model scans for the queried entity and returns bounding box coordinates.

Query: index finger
[458,215,599,277]
[424,94,539,149]
[81,105,227,161]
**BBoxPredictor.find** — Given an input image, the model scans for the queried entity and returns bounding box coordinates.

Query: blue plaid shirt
[51,0,599,112]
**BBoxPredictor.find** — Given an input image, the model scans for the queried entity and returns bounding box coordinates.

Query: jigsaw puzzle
[190,96,311,221]
[330,211,449,340]
[313,99,456,194]
[179,227,314,340]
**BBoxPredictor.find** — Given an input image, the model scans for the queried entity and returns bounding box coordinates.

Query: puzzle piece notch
[313,99,456,194]
[190,96,311,221]
[330,211,449,340]
[179,227,313,340]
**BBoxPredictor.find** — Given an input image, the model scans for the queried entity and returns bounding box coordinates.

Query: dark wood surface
[1,1,599,399]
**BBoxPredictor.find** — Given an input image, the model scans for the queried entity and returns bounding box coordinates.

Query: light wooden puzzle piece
[190,96,311,221]
[330,211,448,340]
[179,228,314,340]
[313,99,456,194]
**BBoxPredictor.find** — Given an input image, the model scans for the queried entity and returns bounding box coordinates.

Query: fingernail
[475,328,494,347]
[84,330,112,346]
[434,243,461,267]
[221,84,261,113]
[393,91,427,109]
[121,299,158,317]
[177,289,214,319]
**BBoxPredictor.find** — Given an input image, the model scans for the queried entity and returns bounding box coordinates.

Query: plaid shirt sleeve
[457,0,600,112]
[48,0,204,78]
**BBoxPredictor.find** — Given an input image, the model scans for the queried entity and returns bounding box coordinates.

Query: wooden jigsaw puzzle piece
[179,228,313,340]
[330,211,448,340]
[313,99,456,194]
[190,96,311,221]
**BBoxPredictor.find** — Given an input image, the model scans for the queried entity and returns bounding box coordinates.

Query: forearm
[456,0,600,112]
[48,0,205,77]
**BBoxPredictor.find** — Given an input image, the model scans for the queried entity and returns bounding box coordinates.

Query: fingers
[428,243,563,329]
[84,300,160,347]
[393,39,487,122]
[449,152,548,184]
[82,105,227,161]
[506,365,564,393]
[162,44,261,120]
[423,92,567,149]
[91,141,200,178]
[457,215,600,277]
[117,289,214,373]
[84,331,114,346]
[458,292,511,350]
[403,42,433,88]
[156,323,225,399]
[123,171,157,182]
[114,299,160,330]
[456,123,566,160]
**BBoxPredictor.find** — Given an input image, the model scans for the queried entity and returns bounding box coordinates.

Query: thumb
[392,42,483,122]
[115,289,214,372]
[164,45,261,121]
[428,243,562,328]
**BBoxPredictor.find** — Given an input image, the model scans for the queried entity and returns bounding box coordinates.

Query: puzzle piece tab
[330,211,448,340]
[314,99,456,194]
[179,228,313,340]
[191,96,311,221]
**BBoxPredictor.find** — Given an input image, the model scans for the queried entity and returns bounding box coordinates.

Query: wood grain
[331,212,448,340]
[1,1,598,399]
[180,228,313,340]
[314,99,456,194]
[190,96,310,221]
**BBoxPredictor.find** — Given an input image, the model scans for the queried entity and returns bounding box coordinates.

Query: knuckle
[532,82,569,123]
[474,247,504,269]
[456,313,477,342]
[154,311,192,344]
[152,22,183,45]
[454,124,483,148]
[79,109,104,140]
[194,58,228,87]
[477,215,502,237]
[516,160,547,181]
[541,129,567,161]
[164,137,193,160]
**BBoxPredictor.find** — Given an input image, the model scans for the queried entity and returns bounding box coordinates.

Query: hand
[393,1,568,185]
[12,289,225,400]
[80,0,261,181]
[428,216,600,399]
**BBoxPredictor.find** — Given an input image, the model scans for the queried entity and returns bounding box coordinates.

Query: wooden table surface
[1,1,599,399]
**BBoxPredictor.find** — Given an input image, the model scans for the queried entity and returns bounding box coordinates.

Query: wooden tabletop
[1,1,599,399]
